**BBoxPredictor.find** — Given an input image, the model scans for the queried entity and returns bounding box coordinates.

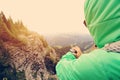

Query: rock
[0,12,58,80]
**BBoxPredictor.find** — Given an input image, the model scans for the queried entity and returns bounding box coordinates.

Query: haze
[0,0,90,35]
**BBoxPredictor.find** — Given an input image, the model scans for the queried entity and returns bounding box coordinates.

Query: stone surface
[0,12,57,80]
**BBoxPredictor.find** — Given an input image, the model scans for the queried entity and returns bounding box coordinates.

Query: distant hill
[44,33,94,51]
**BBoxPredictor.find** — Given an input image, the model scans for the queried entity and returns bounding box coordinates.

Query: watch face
[70,49,77,53]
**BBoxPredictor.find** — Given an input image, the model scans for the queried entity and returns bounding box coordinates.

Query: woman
[56,0,120,80]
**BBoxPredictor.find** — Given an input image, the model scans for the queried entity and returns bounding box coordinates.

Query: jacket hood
[84,0,120,48]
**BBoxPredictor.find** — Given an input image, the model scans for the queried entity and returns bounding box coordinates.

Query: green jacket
[56,50,120,80]
[56,0,120,80]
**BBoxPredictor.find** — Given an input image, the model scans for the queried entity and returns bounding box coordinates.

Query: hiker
[56,0,120,80]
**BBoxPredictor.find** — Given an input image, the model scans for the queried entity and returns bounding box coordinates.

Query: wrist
[69,49,77,54]
[69,49,77,57]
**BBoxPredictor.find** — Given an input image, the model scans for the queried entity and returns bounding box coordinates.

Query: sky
[0,0,90,35]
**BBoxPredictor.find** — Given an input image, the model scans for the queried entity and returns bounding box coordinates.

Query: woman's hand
[70,46,82,58]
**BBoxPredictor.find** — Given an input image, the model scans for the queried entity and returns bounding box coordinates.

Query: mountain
[44,33,94,51]
[0,12,57,80]
[0,12,94,80]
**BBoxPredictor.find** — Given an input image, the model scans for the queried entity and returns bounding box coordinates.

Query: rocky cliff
[0,12,58,80]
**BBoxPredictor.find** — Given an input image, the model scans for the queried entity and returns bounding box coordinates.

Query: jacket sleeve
[55,50,109,80]
[59,52,76,60]
[56,52,77,80]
